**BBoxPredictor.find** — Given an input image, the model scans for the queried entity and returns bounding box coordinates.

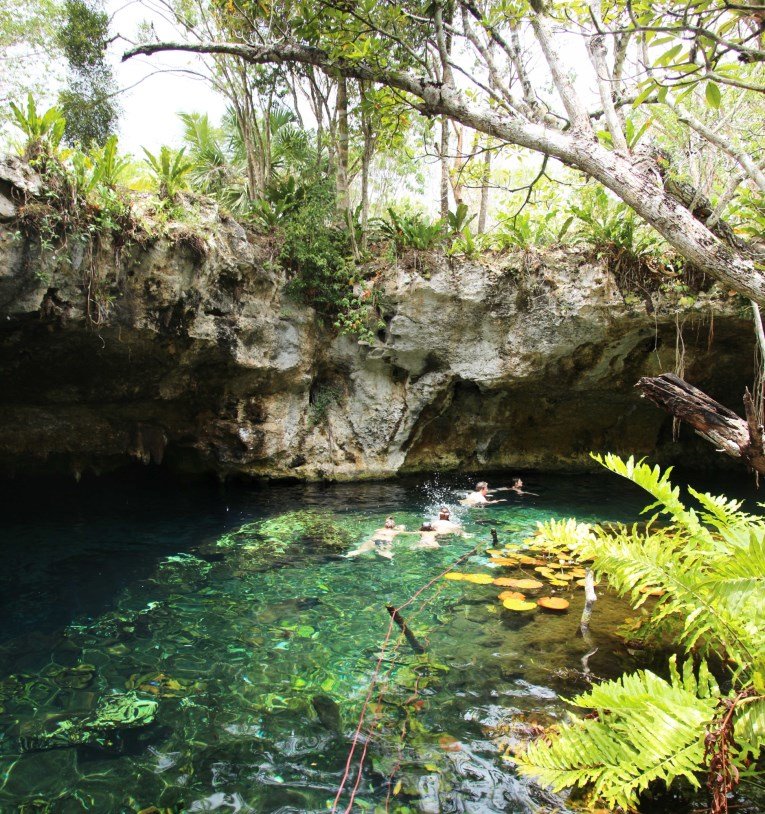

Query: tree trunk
[336,75,350,215]
[124,40,765,304]
[478,143,491,233]
[636,373,765,475]
[440,115,450,220]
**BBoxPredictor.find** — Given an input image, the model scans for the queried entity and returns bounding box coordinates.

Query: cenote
[0,468,762,813]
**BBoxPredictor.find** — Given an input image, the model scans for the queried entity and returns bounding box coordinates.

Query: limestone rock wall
[0,169,754,480]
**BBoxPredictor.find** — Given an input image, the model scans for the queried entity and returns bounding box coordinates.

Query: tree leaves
[705,82,722,109]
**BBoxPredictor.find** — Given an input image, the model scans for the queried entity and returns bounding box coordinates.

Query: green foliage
[445,203,475,236]
[142,146,192,203]
[375,208,444,250]
[56,0,118,146]
[308,384,342,427]
[279,179,354,310]
[519,657,720,810]
[9,94,66,161]
[493,210,571,251]
[730,187,765,243]
[520,455,765,810]
[568,185,664,259]
[251,176,308,231]
[88,135,131,189]
[179,112,232,197]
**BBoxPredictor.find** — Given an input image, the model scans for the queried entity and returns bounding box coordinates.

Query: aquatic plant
[217,510,354,563]
[517,454,765,812]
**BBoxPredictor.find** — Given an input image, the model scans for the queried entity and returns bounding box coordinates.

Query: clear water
[0,468,760,813]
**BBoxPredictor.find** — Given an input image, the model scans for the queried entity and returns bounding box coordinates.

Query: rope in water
[330,538,486,814]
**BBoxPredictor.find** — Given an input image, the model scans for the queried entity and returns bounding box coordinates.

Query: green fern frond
[686,487,761,536]
[734,697,765,761]
[591,453,710,543]
[518,660,719,810]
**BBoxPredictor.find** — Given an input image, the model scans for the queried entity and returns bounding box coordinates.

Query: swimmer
[413,508,469,549]
[346,517,408,560]
[413,520,440,549]
[432,506,463,534]
[461,481,506,506]
[507,477,538,496]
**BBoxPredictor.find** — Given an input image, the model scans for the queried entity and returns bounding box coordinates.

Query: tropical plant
[179,112,232,196]
[517,454,765,812]
[141,145,192,203]
[493,210,571,251]
[375,208,444,250]
[445,203,475,236]
[569,185,664,259]
[9,94,66,160]
[89,135,130,189]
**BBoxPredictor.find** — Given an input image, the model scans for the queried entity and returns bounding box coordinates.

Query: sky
[106,0,227,155]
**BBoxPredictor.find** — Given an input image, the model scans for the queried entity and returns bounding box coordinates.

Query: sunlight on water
[0,470,760,813]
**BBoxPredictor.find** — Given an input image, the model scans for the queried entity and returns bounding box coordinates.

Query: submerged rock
[18,691,158,752]
[311,694,342,732]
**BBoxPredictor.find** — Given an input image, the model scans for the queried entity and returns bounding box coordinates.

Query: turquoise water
[0,469,760,813]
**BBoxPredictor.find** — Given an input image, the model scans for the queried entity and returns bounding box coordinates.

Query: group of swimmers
[346,478,536,560]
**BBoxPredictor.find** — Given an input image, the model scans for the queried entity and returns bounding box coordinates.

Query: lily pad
[497,591,526,601]
[461,573,495,585]
[443,572,464,581]
[502,598,537,612]
[537,597,570,611]
[509,578,544,591]
[493,577,520,587]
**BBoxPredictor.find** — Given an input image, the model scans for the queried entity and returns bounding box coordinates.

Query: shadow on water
[0,465,762,813]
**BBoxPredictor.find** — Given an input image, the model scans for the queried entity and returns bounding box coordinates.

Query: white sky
[107,0,226,155]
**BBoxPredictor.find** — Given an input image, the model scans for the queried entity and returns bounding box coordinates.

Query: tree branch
[122,39,765,305]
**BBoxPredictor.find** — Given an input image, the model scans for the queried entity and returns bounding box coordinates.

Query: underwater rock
[47,663,95,689]
[311,694,342,732]
[125,671,204,698]
[417,774,441,814]
[18,691,158,752]
[1,749,78,801]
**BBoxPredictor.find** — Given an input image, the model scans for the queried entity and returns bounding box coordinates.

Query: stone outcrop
[0,172,755,480]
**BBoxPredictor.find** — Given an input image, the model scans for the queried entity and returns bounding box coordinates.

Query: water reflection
[0,467,761,812]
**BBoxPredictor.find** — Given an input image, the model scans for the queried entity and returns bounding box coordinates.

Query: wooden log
[386,606,426,654]
[635,373,765,475]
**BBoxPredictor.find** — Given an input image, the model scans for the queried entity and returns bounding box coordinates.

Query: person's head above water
[420,521,434,531]
[474,481,489,494]
[384,517,396,529]
[511,477,523,489]
[439,506,451,520]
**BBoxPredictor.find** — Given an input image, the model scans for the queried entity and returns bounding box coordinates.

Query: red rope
[330,541,483,813]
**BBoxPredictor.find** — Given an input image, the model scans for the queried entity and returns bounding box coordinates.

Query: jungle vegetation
[2,2,765,809]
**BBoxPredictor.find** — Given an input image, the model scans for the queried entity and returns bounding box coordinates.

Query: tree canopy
[123,0,765,301]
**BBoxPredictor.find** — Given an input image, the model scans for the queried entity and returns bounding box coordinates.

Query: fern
[517,659,719,810]
[521,455,765,810]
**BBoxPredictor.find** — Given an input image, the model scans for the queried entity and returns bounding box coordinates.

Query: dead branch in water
[635,373,765,476]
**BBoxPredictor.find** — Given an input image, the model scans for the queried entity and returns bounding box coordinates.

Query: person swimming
[461,482,506,506]
[346,517,407,560]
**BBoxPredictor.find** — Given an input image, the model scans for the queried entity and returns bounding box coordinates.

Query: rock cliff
[0,159,755,480]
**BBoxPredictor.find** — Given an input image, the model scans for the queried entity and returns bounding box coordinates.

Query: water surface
[0,468,760,813]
